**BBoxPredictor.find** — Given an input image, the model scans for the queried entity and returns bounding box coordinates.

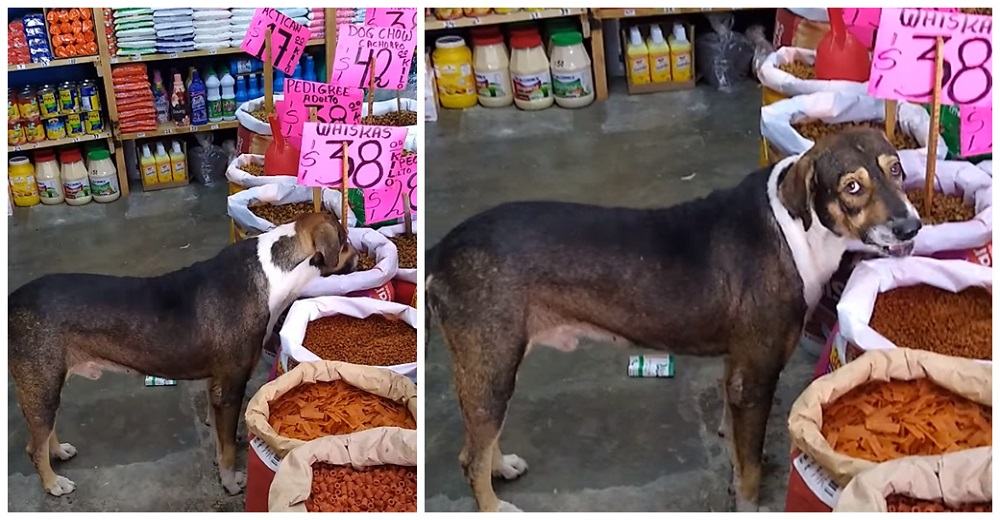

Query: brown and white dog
[8,212,357,497]
[425,129,921,512]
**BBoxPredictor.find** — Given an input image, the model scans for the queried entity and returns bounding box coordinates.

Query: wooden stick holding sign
[885,100,897,141]
[366,54,376,123]
[341,142,349,229]
[308,109,321,213]
[402,193,412,236]
[924,36,944,212]
[264,29,274,113]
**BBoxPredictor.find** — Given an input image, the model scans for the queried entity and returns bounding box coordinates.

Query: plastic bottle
[221,72,237,121]
[550,31,594,108]
[205,69,222,123]
[59,147,91,206]
[303,55,317,82]
[189,71,208,125]
[170,73,190,126]
[154,142,173,183]
[668,23,693,83]
[140,144,158,185]
[317,61,326,83]
[292,63,303,80]
[510,32,553,110]
[185,66,196,91]
[647,25,672,83]
[433,36,478,109]
[169,140,187,182]
[626,27,651,85]
[152,69,170,124]
[235,75,249,107]
[248,73,261,99]
[34,149,64,204]
[8,156,40,207]
[87,148,120,203]
[472,30,513,108]
[274,70,285,94]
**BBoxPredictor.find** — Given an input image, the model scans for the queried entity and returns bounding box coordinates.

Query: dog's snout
[891,217,922,241]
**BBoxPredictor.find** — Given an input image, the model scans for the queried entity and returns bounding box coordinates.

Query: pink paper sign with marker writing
[869,8,992,107]
[389,151,417,212]
[364,183,416,225]
[332,23,415,91]
[844,8,959,49]
[297,122,406,189]
[240,8,311,75]
[277,79,364,148]
[366,8,418,31]
[961,106,992,157]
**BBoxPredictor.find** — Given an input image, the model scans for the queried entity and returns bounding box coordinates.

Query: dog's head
[294,212,358,276]
[779,127,921,257]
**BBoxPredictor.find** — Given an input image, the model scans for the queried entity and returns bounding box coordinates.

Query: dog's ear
[779,155,815,230]
[309,220,344,273]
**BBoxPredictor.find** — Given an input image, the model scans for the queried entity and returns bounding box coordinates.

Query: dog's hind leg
[12,364,75,496]
[208,371,251,495]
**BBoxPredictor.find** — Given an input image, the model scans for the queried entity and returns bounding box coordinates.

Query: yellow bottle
[433,36,478,109]
[626,27,651,85]
[668,23,693,83]
[8,156,40,207]
[169,140,187,182]
[140,144,158,185]
[647,25,672,83]
[154,142,172,183]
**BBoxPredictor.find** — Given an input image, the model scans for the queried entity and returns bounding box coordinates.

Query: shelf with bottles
[8,140,121,209]
[425,8,588,32]
[106,38,326,64]
[591,8,752,20]
[135,138,190,192]
[619,20,697,95]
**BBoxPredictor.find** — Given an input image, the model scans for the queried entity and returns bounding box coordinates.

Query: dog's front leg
[208,375,249,495]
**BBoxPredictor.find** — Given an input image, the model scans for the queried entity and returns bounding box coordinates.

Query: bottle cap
[551,31,583,47]
[510,32,542,49]
[673,23,688,42]
[87,149,110,161]
[650,25,666,44]
[629,27,643,47]
[436,35,466,49]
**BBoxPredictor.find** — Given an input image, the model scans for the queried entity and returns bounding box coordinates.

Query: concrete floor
[7,181,271,512]
[423,82,817,512]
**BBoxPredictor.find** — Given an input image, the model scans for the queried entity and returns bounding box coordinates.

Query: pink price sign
[844,8,958,49]
[869,8,992,107]
[388,151,417,212]
[240,8,311,76]
[297,122,407,189]
[276,79,363,148]
[332,23,415,91]
[961,105,992,157]
[365,8,418,31]
[364,183,416,225]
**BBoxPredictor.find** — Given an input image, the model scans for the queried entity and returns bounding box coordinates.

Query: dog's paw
[735,496,759,512]
[497,500,523,512]
[46,475,76,496]
[220,469,246,495]
[493,454,528,480]
[53,443,78,461]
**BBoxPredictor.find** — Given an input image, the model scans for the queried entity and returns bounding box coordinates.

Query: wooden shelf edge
[119,120,239,141]
[8,132,112,153]
[593,8,752,19]
[108,39,326,65]
[425,9,587,30]
[8,55,100,72]
[142,179,190,192]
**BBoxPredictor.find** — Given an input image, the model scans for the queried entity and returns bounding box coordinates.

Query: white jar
[34,149,64,204]
[59,147,92,206]
[473,33,514,108]
[87,148,120,203]
[550,31,595,109]
[509,32,554,111]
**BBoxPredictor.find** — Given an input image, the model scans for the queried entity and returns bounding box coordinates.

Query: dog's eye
[844,181,863,195]
[889,163,903,178]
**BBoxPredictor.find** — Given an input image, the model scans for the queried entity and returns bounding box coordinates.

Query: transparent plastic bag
[188,132,229,186]
[695,13,755,89]
[746,24,774,81]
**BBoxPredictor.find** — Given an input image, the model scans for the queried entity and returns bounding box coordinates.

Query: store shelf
[8,131,111,153]
[7,55,100,72]
[425,9,587,30]
[108,38,326,65]
[592,8,754,19]
[119,120,239,141]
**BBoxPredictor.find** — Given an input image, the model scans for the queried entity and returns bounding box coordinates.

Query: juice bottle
[140,144,158,185]
[169,140,187,182]
[155,142,173,183]
[668,23,693,83]
[626,27,651,85]
[647,25,672,83]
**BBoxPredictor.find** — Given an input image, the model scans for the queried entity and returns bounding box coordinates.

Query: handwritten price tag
[364,182,416,225]
[961,105,992,156]
[365,8,418,31]
[241,8,311,75]
[390,151,417,212]
[333,23,415,90]
[277,79,363,148]
[869,8,993,107]
[298,123,406,189]
[845,8,959,49]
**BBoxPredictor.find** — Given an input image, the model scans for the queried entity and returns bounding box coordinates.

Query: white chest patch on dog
[256,223,322,344]
[767,156,851,310]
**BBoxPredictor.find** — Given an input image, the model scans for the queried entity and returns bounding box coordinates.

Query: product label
[512,71,552,102]
[459,63,472,77]
[90,177,117,197]
[9,174,37,198]
[630,56,649,75]
[553,70,593,99]
[208,98,222,120]
[792,452,841,508]
[475,71,508,98]
[222,98,237,118]
[63,179,91,200]
[158,164,173,182]
[627,355,675,377]
[653,55,671,75]
[249,435,281,472]
[37,179,61,198]
[191,96,207,122]
[435,64,476,97]
[172,162,187,182]
[143,165,158,182]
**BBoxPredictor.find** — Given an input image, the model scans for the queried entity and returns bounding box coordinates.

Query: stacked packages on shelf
[152,8,195,54]
[46,8,98,58]
[229,8,254,48]
[308,8,325,40]
[17,13,54,64]
[8,20,31,65]
[112,64,157,134]
[111,7,155,56]
[192,9,231,51]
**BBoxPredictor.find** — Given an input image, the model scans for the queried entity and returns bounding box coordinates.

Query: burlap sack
[788,348,991,487]
[245,360,417,459]
[268,427,417,512]
[834,447,992,512]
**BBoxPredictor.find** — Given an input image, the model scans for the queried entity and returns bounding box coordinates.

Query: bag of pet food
[226,183,356,235]
[835,256,992,366]
[298,228,398,298]
[834,447,991,512]
[243,360,417,512]
[758,47,868,99]
[235,94,284,155]
[785,348,991,512]
[773,8,829,50]
[897,152,992,257]
[225,153,297,190]
[268,428,417,512]
[278,296,416,379]
[760,91,948,161]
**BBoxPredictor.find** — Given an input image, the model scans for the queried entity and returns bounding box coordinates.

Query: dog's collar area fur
[255,222,325,345]
[768,155,851,309]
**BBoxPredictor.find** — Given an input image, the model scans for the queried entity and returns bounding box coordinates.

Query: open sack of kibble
[758,47,868,97]
[760,91,948,158]
[268,427,417,512]
[236,94,285,154]
[896,152,992,255]
[225,153,297,189]
[788,348,992,488]
[376,223,417,283]
[277,296,416,378]
[227,183,357,234]
[833,447,991,512]
[245,359,417,459]
[837,256,991,364]
[363,98,419,153]
[299,228,398,298]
